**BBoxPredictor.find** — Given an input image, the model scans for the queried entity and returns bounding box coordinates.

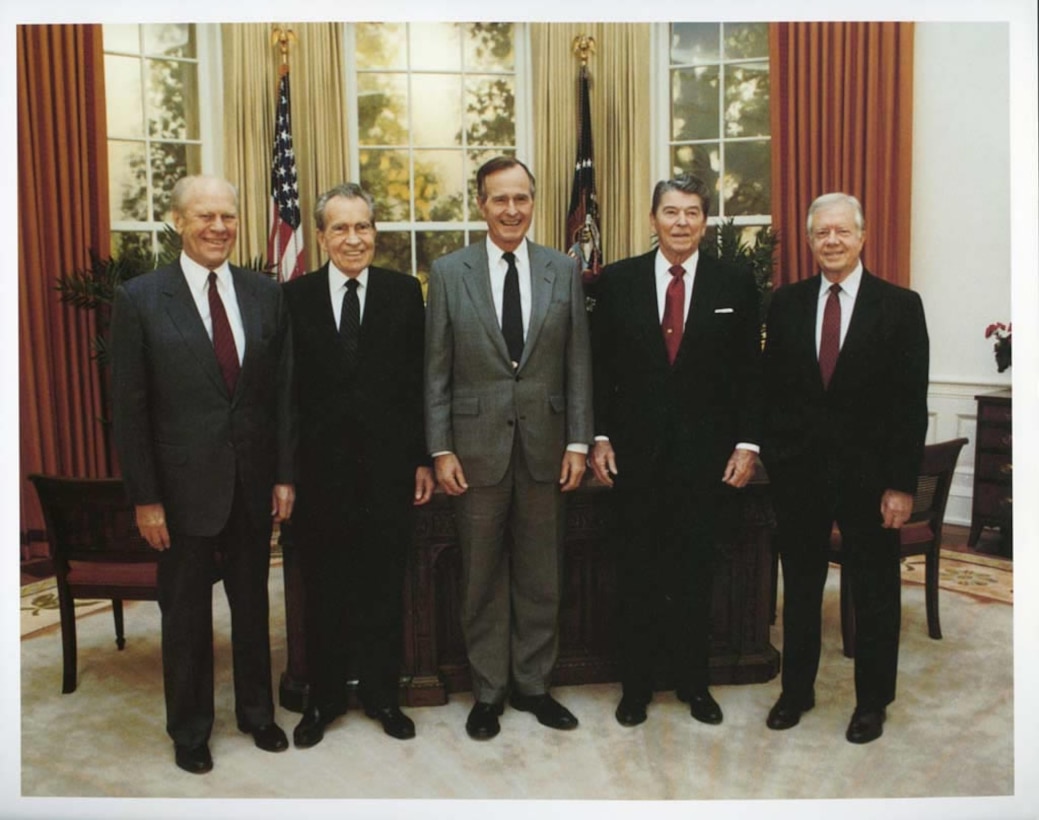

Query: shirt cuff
[566,443,589,455]
[736,442,760,453]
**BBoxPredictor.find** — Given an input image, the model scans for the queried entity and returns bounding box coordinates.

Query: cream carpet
[9,559,1030,820]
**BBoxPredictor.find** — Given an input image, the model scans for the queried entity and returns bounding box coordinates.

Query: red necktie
[819,283,842,389]
[662,264,685,365]
[208,271,240,393]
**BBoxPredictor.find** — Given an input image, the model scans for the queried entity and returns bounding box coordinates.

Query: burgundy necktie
[662,264,685,365]
[819,283,842,389]
[207,271,240,393]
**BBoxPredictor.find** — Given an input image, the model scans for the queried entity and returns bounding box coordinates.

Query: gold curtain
[769,22,915,287]
[18,24,112,550]
[221,23,349,272]
[531,23,652,265]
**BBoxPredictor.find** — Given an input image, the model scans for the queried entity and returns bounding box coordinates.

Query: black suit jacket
[761,269,929,496]
[110,262,295,536]
[592,250,762,490]
[283,264,426,498]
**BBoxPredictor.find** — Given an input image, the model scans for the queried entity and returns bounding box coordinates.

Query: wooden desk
[969,389,1012,554]
[278,474,780,710]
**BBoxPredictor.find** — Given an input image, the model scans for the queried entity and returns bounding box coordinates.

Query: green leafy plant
[701,218,778,324]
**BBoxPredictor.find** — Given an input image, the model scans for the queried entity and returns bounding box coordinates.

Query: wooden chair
[28,475,159,693]
[830,437,969,658]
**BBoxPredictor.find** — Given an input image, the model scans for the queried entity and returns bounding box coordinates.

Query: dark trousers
[771,465,902,710]
[158,483,275,748]
[613,471,721,700]
[295,469,413,712]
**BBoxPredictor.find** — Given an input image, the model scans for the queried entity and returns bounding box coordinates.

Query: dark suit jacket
[283,264,426,498]
[110,262,295,536]
[592,250,762,490]
[761,269,929,497]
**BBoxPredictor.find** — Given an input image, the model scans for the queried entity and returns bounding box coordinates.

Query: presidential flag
[566,63,603,285]
[267,67,305,281]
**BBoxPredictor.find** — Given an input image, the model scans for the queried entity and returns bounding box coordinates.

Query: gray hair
[476,156,536,202]
[806,193,865,235]
[650,174,712,216]
[314,183,376,230]
[170,175,239,214]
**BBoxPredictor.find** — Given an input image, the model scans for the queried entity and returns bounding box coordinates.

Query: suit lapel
[676,254,720,364]
[521,243,557,368]
[629,252,668,365]
[460,244,513,365]
[161,264,228,396]
[360,267,389,355]
[231,266,263,403]
[831,270,881,388]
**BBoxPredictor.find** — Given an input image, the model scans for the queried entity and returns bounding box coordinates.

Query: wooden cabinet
[969,389,1012,553]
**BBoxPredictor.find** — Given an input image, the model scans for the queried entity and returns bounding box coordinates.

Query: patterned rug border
[900,549,1013,605]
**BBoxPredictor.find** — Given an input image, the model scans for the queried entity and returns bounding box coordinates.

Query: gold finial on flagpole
[572,35,596,67]
[271,26,297,72]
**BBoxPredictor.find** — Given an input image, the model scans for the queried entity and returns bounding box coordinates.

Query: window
[102,23,203,260]
[663,22,771,237]
[348,22,526,280]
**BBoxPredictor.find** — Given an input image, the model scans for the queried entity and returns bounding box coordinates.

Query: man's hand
[559,450,587,492]
[135,503,171,551]
[722,448,756,488]
[880,489,913,529]
[434,453,469,496]
[271,484,295,523]
[590,440,618,487]
[414,466,435,506]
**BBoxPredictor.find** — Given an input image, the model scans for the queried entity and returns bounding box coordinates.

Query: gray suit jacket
[424,240,593,487]
[110,262,295,537]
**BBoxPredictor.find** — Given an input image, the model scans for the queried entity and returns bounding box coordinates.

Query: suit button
[507,420,515,427]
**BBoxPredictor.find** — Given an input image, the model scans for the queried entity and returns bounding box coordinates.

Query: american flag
[267,67,305,281]
[566,63,603,285]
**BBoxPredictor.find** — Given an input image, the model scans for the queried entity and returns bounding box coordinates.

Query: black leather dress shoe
[846,707,885,744]
[174,742,213,774]
[766,693,816,730]
[509,692,579,730]
[364,704,416,740]
[238,721,288,752]
[466,701,504,740]
[680,689,723,725]
[615,694,649,727]
[293,706,341,749]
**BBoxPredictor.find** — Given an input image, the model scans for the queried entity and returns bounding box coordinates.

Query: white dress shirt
[328,263,369,328]
[486,236,532,339]
[654,248,697,325]
[815,262,863,355]
[179,252,245,363]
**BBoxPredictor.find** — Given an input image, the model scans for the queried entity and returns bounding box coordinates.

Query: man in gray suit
[111,175,295,774]
[425,156,593,740]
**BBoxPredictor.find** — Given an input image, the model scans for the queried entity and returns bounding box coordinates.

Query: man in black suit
[761,192,929,744]
[283,183,433,747]
[111,175,295,774]
[590,175,762,727]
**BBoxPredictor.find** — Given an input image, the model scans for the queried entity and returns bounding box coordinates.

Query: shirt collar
[329,262,369,290]
[180,252,232,293]
[819,262,863,300]
[655,248,699,280]
[486,236,529,269]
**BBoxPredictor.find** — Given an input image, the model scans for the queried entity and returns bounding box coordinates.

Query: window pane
[670,23,719,65]
[671,144,719,216]
[146,59,199,140]
[104,55,144,137]
[723,23,768,60]
[464,23,514,71]
[465,75,515,147]
[355,22,406,69]
[109,140,148,222]
[357,74,408,146]
[151,142,201,221]
[466,148,514,220]
[372,230,412,274]
[111,230,154,262]
[672,66,719,141]
[143,23,195,58]
[413,150,464,221]
[102,24,139,54]
[409,23,461,71]
[722,141,771,216]
[412,74,462,147]
[724,62,769,138]
[417,230,464,278]
[359,148,410,222]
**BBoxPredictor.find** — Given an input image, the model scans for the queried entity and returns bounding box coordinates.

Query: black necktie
[207,271,240,393]
[501,251,523,368]
[340,278,360,368]
[819,283,842,389]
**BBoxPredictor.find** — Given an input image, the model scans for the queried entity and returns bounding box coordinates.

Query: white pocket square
[714,308,734,314]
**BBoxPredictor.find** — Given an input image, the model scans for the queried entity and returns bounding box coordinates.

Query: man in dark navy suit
[761,192,929,744]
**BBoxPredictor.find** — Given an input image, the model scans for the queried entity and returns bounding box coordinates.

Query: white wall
[911,22,1012,525]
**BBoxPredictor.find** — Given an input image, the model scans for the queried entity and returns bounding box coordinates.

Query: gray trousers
[452,436,566,703]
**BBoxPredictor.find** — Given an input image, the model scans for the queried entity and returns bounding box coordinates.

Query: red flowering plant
[985,322,1012,372]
